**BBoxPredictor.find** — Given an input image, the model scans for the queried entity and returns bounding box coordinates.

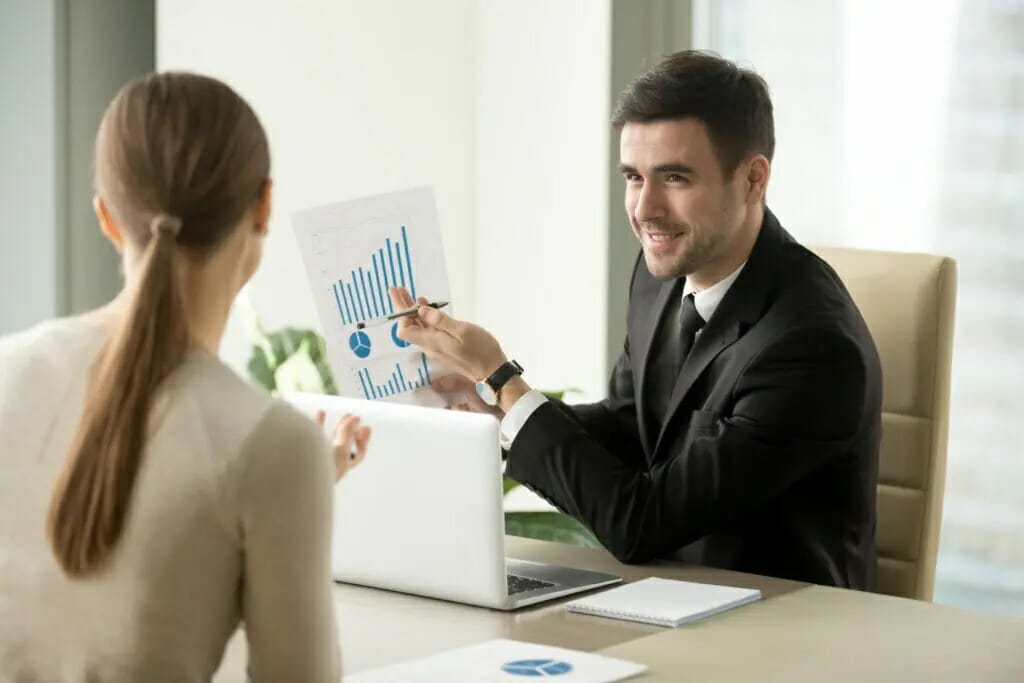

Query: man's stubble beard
[642,222,726,280]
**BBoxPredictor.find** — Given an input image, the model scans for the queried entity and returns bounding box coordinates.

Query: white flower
[273,338,326,394]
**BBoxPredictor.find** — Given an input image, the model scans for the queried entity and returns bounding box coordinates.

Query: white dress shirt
[499,262,747,447]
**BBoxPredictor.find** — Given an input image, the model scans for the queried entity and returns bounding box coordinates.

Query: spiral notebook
[566,577,761,627]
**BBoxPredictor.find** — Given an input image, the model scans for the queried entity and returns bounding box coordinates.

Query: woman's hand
[315,410,371,481]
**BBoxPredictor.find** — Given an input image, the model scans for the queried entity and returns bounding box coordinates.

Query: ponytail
[48,214,190,575]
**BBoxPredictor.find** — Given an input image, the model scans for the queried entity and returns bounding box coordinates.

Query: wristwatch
[475,360,524,406]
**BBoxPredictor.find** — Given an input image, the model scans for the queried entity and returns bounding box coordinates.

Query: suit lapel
[635,277,682,456]
[652,210,788,455]
[654,315,742,453]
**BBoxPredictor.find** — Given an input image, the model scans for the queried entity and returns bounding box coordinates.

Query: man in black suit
[391,51,882,589]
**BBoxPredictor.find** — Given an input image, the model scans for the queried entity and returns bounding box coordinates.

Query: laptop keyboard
[507,574,556,595]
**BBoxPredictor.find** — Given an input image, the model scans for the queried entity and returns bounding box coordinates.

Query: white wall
[158,0,614,400]
[474,1,612,400]
[157,0,478,370]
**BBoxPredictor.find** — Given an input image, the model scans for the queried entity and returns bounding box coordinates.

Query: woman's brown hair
[48,73,270,575]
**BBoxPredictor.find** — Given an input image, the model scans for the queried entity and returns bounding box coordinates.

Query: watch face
[475,381,498,406]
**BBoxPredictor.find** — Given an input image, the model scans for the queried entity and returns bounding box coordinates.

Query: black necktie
[676,293,705,375]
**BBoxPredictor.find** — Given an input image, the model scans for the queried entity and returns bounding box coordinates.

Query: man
[391,50,881,589]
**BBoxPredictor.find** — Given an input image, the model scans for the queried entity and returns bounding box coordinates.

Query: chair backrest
[812,246,956,601]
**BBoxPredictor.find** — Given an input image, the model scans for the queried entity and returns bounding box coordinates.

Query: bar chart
[331,226,417,326]
[354,352,433,400]
[293,187,452,407]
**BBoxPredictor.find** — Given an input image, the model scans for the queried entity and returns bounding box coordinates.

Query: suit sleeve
[505,325,870,564]
[540,334,644,467]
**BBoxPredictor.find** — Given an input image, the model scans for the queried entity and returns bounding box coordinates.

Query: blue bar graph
[332,225,417,326]
[356,353,433,400]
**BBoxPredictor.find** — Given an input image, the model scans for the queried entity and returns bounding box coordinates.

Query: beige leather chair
[812,247,956,601]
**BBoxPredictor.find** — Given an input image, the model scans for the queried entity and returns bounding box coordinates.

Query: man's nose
[633,181,666,223]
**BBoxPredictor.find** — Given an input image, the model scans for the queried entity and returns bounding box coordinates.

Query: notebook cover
[566,577,761,627]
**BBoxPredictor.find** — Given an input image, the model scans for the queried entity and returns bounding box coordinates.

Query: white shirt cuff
[499,389,548,448]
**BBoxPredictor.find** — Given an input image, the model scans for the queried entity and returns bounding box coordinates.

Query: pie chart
[348,330,372,359]
[500,658,573,676]
[391,322,410,348]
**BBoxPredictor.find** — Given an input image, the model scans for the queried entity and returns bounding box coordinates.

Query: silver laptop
[284,392,621,610]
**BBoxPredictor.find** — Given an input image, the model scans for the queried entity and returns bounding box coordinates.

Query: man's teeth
[648,233,676,242]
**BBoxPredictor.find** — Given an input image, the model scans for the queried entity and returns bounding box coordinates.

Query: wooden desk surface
[601,584,1024,682]
[213,537,1023,681]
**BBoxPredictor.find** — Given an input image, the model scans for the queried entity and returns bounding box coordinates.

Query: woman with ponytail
[0,73,367,681]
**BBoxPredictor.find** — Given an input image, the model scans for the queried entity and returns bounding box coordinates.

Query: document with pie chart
[293,187,453,407]
[345,638,646,682]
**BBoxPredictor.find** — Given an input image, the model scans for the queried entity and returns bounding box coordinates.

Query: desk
[601,584,1024,682]
[213,537,1024,681]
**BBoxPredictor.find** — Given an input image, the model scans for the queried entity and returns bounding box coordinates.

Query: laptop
[283,392,621,610]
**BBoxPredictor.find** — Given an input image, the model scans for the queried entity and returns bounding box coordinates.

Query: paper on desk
[345,638,648,683]
[293,187,455,407]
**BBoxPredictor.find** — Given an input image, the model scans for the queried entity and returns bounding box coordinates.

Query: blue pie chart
[348,330,372,359]
[501,659,573,676]
[391,322,410,348]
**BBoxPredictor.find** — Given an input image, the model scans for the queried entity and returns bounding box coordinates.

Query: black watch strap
[485,360,524,393]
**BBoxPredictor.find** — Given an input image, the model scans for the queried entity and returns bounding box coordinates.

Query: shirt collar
[682,261,747,323]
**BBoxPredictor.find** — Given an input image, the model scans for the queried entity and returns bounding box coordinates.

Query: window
[696,0,1024,615]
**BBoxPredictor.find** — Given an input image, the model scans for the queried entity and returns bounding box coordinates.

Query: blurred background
[2,0,1021,616]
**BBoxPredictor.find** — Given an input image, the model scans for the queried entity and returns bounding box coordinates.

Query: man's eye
[624,173,642,182]
[665,173,687,183]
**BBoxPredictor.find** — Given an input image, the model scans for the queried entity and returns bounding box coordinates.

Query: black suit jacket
[506,210,881,589]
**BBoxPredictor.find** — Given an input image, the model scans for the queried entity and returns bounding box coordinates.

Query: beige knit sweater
[0,317,340,682]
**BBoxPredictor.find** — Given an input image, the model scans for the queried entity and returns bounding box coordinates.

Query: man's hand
[389,287,507,381]
[389,287,531,414]
[432,373,505,419]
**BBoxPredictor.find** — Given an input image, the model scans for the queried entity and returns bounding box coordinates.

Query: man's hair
[612,50,775,177]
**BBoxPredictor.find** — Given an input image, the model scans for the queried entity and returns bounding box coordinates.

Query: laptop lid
[282,392,509,608]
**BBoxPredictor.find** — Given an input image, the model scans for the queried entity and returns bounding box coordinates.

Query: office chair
[813,246,956,601]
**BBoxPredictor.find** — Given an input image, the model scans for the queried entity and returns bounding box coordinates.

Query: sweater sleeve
[235,402,340,682]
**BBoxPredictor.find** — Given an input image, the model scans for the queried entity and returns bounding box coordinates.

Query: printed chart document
[346,639,647,683]
[293,187,453,407]
[566,577,761,627]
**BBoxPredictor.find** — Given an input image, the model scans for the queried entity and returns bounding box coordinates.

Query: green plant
[248,325,337,395]
[247,326,599,549]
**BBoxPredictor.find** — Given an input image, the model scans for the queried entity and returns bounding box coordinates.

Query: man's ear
[254,179,273,235]
[94,196,124,252]
[745,155,770,205]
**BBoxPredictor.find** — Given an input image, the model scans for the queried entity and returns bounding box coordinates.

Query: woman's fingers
[331,414,367,479]
[352,425,371,466]
[332,414,358,447]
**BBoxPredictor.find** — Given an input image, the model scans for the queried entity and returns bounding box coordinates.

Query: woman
[0,73,368,681]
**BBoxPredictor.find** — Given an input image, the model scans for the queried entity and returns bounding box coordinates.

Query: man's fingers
[389,286,415,308]
[417,306,461,337]
[432,374,471,392]
[393,322,431,346]
[396,322,465,361]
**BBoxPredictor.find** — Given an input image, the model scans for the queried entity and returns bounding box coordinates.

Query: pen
[355,301,449,330]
